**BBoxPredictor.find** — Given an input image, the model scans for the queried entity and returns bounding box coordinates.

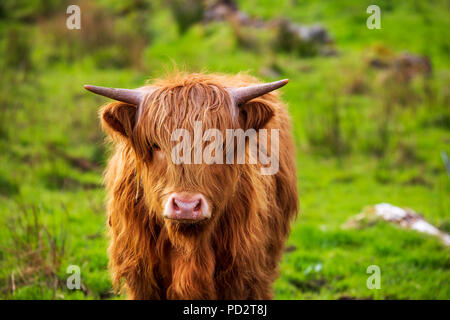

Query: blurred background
[0,0,448,299]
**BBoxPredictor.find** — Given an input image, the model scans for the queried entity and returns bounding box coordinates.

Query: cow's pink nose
[164,193,210,222]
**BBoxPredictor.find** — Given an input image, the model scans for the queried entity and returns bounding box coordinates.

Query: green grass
[0,0,449,299]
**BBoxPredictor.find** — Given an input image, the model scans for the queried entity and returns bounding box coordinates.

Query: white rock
[374,203,449,246]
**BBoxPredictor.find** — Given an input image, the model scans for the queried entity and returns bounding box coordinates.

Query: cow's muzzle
[163,192,211,223]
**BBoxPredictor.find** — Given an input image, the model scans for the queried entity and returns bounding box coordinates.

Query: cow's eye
[152,143,161,151]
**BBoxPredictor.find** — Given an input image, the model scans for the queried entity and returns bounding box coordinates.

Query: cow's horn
[83,85,148,106]
[227,79,289,106]
[84,85,157,122]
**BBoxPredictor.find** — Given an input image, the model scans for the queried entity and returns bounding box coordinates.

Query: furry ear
[99,102,137,140]
[239,100,274,130]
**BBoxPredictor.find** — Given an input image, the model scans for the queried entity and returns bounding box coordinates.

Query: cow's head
[85,74,287,236]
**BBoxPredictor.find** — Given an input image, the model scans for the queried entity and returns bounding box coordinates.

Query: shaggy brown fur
[99,72,298,299]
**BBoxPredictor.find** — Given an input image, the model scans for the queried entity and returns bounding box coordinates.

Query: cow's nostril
[172,198,180,211]
[165,193,210,221]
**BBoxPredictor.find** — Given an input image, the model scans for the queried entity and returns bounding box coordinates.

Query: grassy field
[0,0,449,299]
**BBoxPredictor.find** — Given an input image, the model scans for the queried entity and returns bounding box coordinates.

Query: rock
[367,46,432,82]
[204,1,335,56]
[204,0,265,28]
[273,18,336,57]
[344,203,450,246]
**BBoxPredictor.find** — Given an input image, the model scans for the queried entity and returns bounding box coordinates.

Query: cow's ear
[99,102,137,140]
[239,100,274,130]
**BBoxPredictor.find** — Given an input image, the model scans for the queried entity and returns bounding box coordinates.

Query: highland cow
[84,72,298,299]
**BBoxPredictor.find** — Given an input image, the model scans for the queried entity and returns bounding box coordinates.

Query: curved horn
[83,85,147,105]
[84,85,157,123]
[227,79,289,106]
